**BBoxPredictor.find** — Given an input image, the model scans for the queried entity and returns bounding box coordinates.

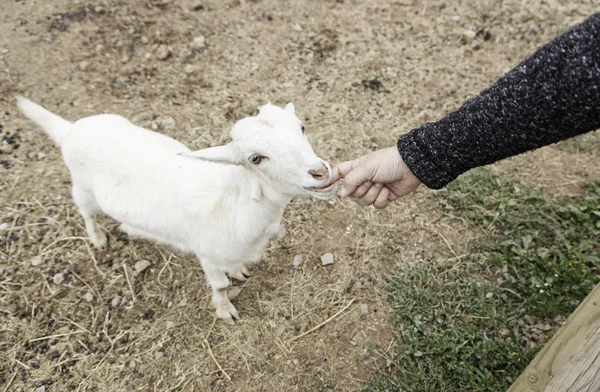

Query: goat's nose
[308,164,328,180]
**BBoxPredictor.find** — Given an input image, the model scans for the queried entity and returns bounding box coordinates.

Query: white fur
[17,96,334,325]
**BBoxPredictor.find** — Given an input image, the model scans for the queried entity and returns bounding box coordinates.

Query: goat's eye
[301,124,305,133]
[249,154,264,165]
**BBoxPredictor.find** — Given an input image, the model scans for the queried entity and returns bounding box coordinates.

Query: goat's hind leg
[72,186,107,248]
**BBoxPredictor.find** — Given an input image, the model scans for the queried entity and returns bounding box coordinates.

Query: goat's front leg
[229,265,250,281]
[200,259,239,325]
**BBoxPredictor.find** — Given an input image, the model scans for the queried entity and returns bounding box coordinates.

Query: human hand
[331,147,422,209]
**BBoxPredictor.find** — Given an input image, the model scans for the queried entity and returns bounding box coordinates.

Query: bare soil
[0,0,598,391]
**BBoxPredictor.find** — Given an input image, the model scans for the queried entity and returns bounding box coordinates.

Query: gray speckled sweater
[398,13,600,189]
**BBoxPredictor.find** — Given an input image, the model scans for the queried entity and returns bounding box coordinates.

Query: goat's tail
[16,96,73,146]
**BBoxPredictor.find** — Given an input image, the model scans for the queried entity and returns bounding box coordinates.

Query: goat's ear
[179,144,243,165]
[284,103,295,115]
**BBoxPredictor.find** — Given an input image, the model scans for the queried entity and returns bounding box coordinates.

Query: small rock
[129,359,136,371]
[94,6,105,13]
[463,29,476,40]
[360,303,368,317]
[166,320,175,329]
[83,292,94,302]
[0,144,14,154]
[35,386,46,392]
[156,45,170,60]
[184,64,200,75]
[0,266,4,274]
[37,152,46,160]
[79,61,90,71]
[111,296,121,307]
[320,253,334,266]
[274,324,286,337]
[293,24,302,31]
[413,351,423,358]
[292,255,303,267]
[461,315,473,323]
[31,257,43,266]
[141,36,149,44]
[156,117,176,130]
[134,260,151,273]
[192,35,206,48]
[0,223,7,230]
[228,286,242,300]
[485,292,493,299]
[500,328,511,337]
[540,324,552,332]
[178,298,187,307]
[53,273,65,285]
[154,351,164,360]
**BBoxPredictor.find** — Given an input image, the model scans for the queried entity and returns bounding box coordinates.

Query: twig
[123,264,136,303]
[288,298,356,342]
[203,338,231,380]
[3,371,17,392]
[29,331,84,342]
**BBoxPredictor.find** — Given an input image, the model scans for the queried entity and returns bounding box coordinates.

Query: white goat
[17,96,335,324]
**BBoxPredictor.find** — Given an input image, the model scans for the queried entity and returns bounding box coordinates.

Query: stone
[166,320,175,329]
[53,273,65,285]
[134,259,151,273]
[31,257,43,266]
[360,303,368,316]
[192,35,206,48]
[84,292,94,302]
[463,30,476,40]
[184,64,200,75]
[79,61,90,71]
[156,117,176,130]
[274,324,286,337]
[292,255,303,267]
[320,253,334,266]
[111,296,121,307]
[0,144,14,154]
[156,45,170,60]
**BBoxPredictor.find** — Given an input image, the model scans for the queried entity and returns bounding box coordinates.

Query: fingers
[342,163,373,197]
[373,187,390,209]
[349,181,372,199]
[356,183,382,206]
[331,161,353,184]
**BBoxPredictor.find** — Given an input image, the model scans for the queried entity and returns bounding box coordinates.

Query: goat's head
[182,102,335,200]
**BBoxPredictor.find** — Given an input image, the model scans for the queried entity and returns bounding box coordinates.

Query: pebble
[134,260,151,273]
[360,303,368,317]
[156,117,176,130]
[463,30,476,40]
[154,351,164,360]
[79,61,90,71]
[31,257,43,266]
[84,292,94,302]
[156,45,170,60]
[53,273,65,285]
[293,24,302,31]
[0,266,4,274]
[500,328,511,337]
[129,359,136,371]
[111,296,121,307]
[192,35,206,48]
[178,298,187,307]
[35,386,46,392]
[292,255,303,267]
[274,324,286,337]
[0,223,7,230]
[0,144,14,154]
[166,320,175,329]
[37,152,46,160]
[320,253,334,266]
[184,64,200,75]
[141,36,149,44]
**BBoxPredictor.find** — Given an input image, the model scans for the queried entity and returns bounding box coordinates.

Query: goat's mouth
[304,182,336,194]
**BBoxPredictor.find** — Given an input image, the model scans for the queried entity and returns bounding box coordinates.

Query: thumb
[341,163,373,197]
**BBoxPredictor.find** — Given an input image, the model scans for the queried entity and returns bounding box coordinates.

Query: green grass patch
[365,169,600,392]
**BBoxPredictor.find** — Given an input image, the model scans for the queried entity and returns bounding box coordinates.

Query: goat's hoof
[216,302,239,325]
[230,266,250,281]
[90,232,107,249]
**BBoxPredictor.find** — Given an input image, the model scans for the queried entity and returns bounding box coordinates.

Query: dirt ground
[0,0,598,391]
